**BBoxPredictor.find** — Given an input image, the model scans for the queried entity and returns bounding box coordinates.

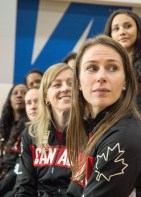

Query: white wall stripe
[0,0,17,84]
[32,0,70,64]
[73,19,94,52]
[0,0,17,114]
[53,0,141,7]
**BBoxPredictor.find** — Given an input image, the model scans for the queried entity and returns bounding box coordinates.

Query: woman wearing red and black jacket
[66,35,141,197]
[15,63,72,197]
[0,84,27,197]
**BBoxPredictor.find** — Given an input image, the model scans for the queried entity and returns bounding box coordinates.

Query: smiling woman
[45,68,72,117]
[15,63,73,197]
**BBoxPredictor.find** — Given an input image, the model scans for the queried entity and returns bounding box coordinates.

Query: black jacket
[0,116,27,197]
[15,123,72,197]
[66,114,141,197]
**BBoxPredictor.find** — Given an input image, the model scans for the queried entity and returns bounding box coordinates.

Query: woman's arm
[15,129,38,197]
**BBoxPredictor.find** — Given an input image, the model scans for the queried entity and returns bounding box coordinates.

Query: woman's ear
[122,81,126,90]
[45,96,51,105]
[44,95,48,103]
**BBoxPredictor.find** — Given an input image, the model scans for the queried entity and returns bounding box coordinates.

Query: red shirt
[55,130,63,143]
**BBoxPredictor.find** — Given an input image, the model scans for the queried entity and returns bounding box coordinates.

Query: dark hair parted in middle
[66,34,139,180]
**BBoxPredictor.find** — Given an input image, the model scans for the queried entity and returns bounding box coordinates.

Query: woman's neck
[127,47,134,62]
[14,111,22,122]
[52,110,70,132]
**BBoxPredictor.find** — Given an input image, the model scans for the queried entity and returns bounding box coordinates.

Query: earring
[45,101,50,105]
[122,81,126,91]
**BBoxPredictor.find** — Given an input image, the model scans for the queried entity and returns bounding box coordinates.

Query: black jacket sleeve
[66,181,84,197]
[15,129,38,197]
[0,171,16,196]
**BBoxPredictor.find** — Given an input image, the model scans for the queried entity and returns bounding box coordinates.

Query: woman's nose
[61,83,71,92]
[96,69,107,83]
[119,27,126,35]
[31,102,37,109]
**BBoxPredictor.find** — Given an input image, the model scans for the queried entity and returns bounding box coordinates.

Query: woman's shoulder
[116,114,141,131]
[99,114,141,149]
[22,127,33,144]
[91,114,141,163]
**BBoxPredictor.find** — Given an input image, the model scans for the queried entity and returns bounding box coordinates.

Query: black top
[15,123,72,197]
[66,114,141,197]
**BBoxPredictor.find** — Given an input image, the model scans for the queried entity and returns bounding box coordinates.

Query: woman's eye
[125,24,132,29]
[87,65,98,72]
[35,99,39,104]
[68,80,72,87]
[26,101,31,105]
[107,65,118,72]
[21,91,26,96]
[53,83,61,87]
[12,91,17,96]
[112,27,119,32]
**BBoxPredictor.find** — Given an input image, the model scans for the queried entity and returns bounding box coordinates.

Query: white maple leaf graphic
[95,143,128,181]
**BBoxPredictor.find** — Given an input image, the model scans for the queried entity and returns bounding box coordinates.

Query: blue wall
[14,1,131,83]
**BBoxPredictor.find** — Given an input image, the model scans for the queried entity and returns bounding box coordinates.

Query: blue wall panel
[14,1,131,83]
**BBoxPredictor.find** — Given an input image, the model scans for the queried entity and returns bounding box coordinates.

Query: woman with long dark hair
[0,84,27,196]
[66,35,141,197]
[104,9,141,111]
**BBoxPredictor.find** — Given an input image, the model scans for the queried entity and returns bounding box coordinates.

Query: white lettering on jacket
[30,145,70,168]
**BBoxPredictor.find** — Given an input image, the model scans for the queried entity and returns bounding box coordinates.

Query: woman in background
[25,86,39,121]
[0,84,27,196]
[104,9,141,111]
[24,69,43,89]
[62,52,77,68]
[4,86,40,197]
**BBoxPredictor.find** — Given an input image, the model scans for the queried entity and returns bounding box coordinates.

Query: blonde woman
[15,63,72,197]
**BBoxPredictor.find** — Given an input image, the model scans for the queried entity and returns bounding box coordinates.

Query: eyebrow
[112,21,132,27]
[84,59,121,63]
[53,77,72,81]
